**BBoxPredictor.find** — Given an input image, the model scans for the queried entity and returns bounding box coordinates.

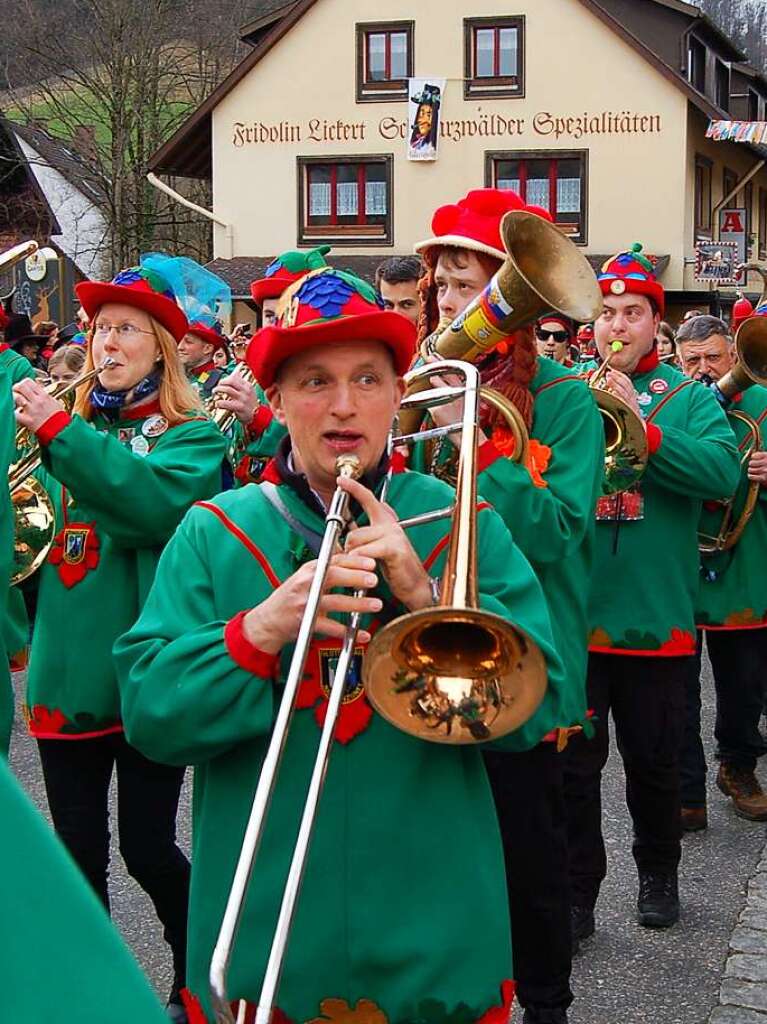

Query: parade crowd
[2,187,767,1024]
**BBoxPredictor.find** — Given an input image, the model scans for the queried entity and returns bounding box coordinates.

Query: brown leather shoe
[681,806,708,832]
[717,764,767,820]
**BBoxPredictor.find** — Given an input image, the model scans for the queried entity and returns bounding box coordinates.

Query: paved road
[9,655,766,1023]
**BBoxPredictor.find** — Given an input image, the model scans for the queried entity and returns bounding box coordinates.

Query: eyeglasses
[536,328,570,343]
[93,322,155,340]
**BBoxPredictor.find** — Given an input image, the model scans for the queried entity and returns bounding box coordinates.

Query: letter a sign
[719,207,747,282]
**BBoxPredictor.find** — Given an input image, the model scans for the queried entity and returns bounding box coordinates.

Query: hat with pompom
[247,267,416,388]
[415,188,534,260]
[250,246,332,304]
[598,243,665,317]
[76,264,188,342]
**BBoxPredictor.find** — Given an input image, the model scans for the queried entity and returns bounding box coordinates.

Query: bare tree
[3,0,259,271]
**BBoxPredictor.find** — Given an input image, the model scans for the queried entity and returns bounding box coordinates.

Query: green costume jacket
[0,758,168,1022]
[25,400,226,739]
[0,346,36,385]
[411,357,603,732]
[233,382,286,486]
[0,363,16,753]
[115,468,566,1024]
[697,385,767,630]
[587,353,740,655]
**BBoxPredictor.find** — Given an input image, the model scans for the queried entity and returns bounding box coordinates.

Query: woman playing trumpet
[12,261,227,1020]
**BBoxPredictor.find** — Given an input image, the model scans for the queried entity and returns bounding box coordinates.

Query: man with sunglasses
[535,315,575,367]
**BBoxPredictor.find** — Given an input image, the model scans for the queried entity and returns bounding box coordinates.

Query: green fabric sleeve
[647,384,741,501]
[477,382,603,565]
[116,509,275,766]
[0,759,169,1022]
[41,415,226,548]
[473,507,565,753]
[2,350,36,385]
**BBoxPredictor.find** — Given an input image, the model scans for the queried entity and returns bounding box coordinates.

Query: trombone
[10,360,114,585]
[209,360,547,1024]
[588,341,649,495]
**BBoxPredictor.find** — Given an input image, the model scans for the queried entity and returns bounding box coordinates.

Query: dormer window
[715,59,730,111]
[748,89,760,122]
[356,21,414,103]
[688,36,706,93]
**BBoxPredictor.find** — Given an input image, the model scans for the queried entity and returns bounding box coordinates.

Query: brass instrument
[399,209,603,435]
[209,360,546,1024]
[698,299,767,553]
[0,239,38,272]
[588,341,649,496]
[207,362,259,435]
[10,361,113,585]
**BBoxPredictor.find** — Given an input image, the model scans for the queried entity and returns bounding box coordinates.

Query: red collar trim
[122,397,163,419]
[194,360,216,376]
[634,346,659,375]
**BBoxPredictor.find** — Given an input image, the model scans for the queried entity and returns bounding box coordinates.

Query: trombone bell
[364,607,547,743]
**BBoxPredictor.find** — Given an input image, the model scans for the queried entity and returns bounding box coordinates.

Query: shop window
[759,189,767,259]
[464,16,525,99]
[298,156,393,246]
[688,36,706,93]
[487,150,587,243]
[715,60,730,111]
[356,22,413,102]
[695,155,713,239]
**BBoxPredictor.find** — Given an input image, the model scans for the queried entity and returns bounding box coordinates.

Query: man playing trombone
[116,268,567,1024]
[677,314,767,825]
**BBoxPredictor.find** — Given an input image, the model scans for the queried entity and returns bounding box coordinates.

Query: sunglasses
[536,328,570,343]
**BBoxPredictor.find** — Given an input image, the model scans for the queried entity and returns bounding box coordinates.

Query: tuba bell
[588,341,649,495]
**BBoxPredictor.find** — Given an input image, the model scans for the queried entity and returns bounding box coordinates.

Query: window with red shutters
[356,22,414,102]
[464,17,525,99]
[298,156,393,246]
[487,150,588,243]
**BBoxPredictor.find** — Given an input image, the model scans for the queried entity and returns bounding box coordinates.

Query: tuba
[208,360,547,1024]
[698,274,767,553]
[10,361,114,584]
[588,342,649,495]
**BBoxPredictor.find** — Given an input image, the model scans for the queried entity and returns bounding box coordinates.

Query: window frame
[485,148,588,244]
[355,21,414,103]
[688,35,707,93]
[714,59,731,112]
[464,16,525,100]
[297,154,394,247]
[694,154,713,240]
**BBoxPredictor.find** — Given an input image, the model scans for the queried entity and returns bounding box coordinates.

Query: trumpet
[10,359,114,585]
[588,341,648,495]
[209,360,547,1024]
[206,362,259,436]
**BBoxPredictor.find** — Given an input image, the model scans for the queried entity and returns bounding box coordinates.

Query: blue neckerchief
[90,370,161,414]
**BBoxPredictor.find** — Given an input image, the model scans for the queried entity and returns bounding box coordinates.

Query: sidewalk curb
[710,855,767,1022]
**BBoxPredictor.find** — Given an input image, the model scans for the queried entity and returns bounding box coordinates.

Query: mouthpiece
[335,455,362,480]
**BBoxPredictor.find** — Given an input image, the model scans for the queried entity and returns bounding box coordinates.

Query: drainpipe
[146,172,234,260]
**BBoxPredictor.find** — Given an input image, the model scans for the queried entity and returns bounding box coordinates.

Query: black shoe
[166,975,188,1024]
[570,902,595,954]
[637,871,679,928]
[523,1008,568,1023]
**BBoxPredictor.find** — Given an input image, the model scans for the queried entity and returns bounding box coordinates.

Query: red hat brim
[75,281,189,343]
[247,310,416,388]
[250,274,296,304]
[599,278,665,319]
[187,322,228,351]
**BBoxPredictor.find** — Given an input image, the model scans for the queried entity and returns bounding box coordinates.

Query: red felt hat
[76,265,188,342]
[247,268,416,388]
[597,243,665,318]
[415,188,528,260]
[250,246,332,304]
[732,292,755,330]
[187,321,228,352]
[577,324,595,341]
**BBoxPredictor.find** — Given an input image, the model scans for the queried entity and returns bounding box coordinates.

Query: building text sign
[231,109,663,148]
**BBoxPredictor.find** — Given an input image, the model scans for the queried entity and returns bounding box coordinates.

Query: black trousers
[681,628,767,806]
[37,732,190,980]
[483,743,573,1012]
[563,653,687,908]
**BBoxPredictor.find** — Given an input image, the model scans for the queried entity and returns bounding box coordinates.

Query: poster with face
[407,78,445,161]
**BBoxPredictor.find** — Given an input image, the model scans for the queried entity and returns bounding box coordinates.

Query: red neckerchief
[193,360,216,377]
[633,345,659,376]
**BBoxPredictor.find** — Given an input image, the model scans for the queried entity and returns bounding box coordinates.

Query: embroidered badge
[48,522,100,587]
[610,279,626,295]
[637,392,652,407]
[131,435,150,457]
[142,414,168,438]
[297,639,373,743]
[596,487,645,522]
[649,377,669,394]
